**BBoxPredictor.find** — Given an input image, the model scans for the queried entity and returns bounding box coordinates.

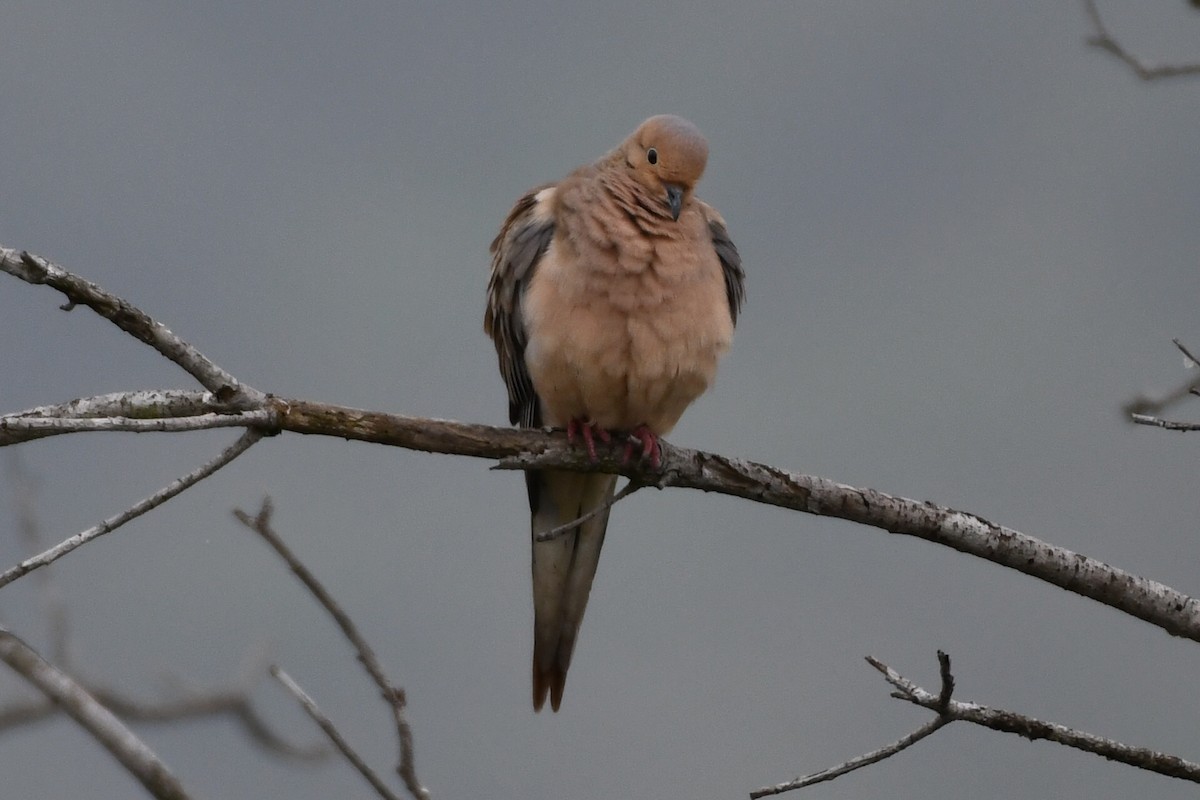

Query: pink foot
[566,418,612,462]
[622,424,662,469]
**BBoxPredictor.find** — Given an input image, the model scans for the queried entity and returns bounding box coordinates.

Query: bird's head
[622,115,708,221]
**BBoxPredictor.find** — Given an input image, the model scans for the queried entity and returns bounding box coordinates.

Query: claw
[622,425,661,468]
[566,418,611,462]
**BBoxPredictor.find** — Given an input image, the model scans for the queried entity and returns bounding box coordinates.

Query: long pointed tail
[528,470,617,711]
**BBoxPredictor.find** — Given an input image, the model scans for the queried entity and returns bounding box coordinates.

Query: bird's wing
[699,200,746,326]
[485,184,557,428]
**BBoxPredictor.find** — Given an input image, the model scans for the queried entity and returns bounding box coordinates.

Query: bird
[485,114,745,712]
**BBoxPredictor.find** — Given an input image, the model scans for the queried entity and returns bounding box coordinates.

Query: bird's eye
[646,148,658,165]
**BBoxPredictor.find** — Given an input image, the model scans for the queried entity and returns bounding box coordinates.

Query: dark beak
[665,184,683,221]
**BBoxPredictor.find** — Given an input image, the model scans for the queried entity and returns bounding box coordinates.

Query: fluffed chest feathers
[522,235,733,432]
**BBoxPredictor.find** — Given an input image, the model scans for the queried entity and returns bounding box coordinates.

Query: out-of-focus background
[3,3,1200,798]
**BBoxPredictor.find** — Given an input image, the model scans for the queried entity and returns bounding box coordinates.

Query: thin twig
[234,499,431,800]
[760,651,1200,796]
[0,429,263,590]
[1125,340,1200,428]
[1083,0,1200,81]
[0,682,327,758]
[877,652,1200,783]
[1,410,271,439]
[535,480,645,542]
[271,666,403,800]
[0,625,191,800]
[750,716,949,797]
[1129,413,1200,431]
[933,650,954,712]
[1173,338,1200,368]
[751,651,958,797]
[0,390,233,447]
[0,455,319,758]
[0,247,264,405]
[5,453,71,664]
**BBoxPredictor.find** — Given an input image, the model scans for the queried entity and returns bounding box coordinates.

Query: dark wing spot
[708,218,745,326]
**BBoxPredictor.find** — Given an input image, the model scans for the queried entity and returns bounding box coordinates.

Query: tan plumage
[485,115,745,711]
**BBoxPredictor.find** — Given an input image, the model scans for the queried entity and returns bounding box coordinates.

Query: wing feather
[699,201,746,326]
[484,185,557,427]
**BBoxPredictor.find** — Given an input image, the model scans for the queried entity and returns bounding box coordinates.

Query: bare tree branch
[0,247,263,406]
[872,652,1200,782]
[0,429,263,589]
[1,454,323,759]
[7,245,1200,793]
[3,248,1200,652]
[1124,380,1200,422]
[199,395,1200,648]
[1130,413,1200,431]
[0,625,192,800]
[1083,0,1200,81]
[1,410,272,436]
[271,666,405,800]
[757,651,1200,796]
[234,499,431,800]
[5,453,71,664]
[1172,338,1200,369]
[0,390,230,447]
[1124,339,1200,429]
[0,678,327,759]
[750,715,949,797]
[9,389,219,421]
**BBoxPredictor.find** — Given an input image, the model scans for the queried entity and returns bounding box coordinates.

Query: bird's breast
[523,221,733,434]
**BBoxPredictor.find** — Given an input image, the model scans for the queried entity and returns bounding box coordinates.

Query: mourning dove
[485,115,745,712]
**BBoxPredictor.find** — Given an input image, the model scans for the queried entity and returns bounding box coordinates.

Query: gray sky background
[3,2,1200,798]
